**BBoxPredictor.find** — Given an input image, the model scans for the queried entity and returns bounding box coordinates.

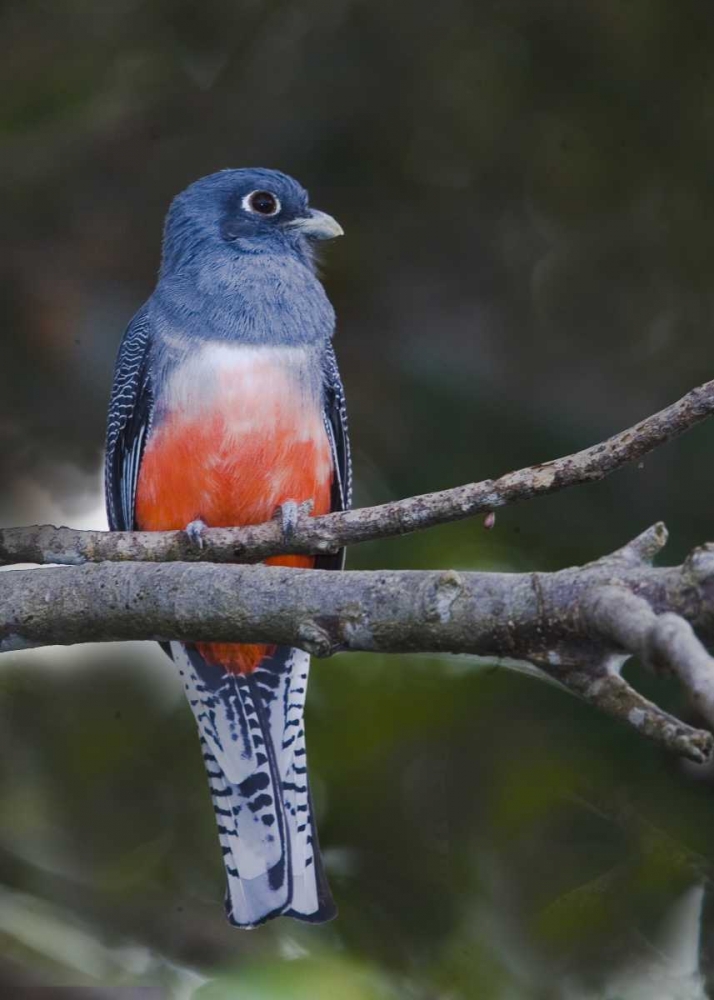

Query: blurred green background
[2,0,714,997]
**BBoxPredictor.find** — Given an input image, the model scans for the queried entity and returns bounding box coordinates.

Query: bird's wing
[105,305,154,532]
[319,340,352,570]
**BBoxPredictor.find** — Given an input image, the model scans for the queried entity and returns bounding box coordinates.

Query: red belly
[136,406,332,673]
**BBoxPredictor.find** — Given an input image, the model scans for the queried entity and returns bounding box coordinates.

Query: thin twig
[1,379,713,566]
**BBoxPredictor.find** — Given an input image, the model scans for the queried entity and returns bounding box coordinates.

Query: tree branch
[583,586,714,728]
[3,382,714,764]
[1,378,714,566]
[2,523,714,764]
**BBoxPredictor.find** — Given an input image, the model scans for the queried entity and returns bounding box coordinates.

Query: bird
[104,168,350,927]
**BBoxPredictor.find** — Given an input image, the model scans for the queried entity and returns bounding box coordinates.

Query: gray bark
[2,523,714,764]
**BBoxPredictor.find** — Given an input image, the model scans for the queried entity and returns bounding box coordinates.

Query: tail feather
[171,641,336,927]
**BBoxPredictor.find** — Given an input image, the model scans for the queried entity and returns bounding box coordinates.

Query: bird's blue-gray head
[154,168,341,347]
[160,168,343,277]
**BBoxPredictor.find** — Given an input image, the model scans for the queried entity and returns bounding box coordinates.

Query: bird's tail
[170,642,336,927]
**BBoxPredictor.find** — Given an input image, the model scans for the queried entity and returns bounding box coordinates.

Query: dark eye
[242,190,281,216]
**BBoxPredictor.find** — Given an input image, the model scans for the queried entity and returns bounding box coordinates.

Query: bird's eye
[242,190,281,216]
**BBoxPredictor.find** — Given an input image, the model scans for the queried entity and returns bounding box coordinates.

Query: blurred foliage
[3,0,714,996]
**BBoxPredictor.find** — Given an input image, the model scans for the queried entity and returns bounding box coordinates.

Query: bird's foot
[274,499,314,540]
[185,519,208,550]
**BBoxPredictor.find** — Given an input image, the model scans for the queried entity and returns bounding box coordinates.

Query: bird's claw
[274,499,314,540]
[185,519,208,550]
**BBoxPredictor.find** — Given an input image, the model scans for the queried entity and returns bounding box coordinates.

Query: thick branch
[3,525,714,763]
[2,379,714,566]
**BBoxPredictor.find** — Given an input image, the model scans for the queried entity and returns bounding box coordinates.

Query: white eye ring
[241,190,282,217]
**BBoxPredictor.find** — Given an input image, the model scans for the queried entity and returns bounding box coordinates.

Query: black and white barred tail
[170,642,335,927]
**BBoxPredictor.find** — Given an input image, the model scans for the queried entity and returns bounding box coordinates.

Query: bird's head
[160,168,343,276]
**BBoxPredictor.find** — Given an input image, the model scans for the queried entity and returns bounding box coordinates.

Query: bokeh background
[2,1,714,997]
